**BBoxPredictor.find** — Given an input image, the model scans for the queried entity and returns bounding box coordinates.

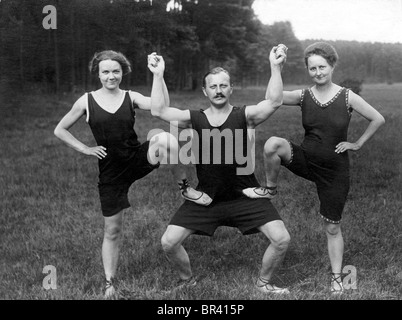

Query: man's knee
[273,231,291,251]
[161,226,191,253]
[268,226,291,252]
[260,221,291,251]
[161,232,179,254]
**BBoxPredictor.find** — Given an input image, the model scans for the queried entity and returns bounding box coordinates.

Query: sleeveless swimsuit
[285,87,352,223]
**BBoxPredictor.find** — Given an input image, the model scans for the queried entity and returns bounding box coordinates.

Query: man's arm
[127,53,170,111]
[245,45,286,128]
[148,53,191,128]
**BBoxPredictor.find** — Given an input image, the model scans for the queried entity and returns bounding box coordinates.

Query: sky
[252,0,402,44]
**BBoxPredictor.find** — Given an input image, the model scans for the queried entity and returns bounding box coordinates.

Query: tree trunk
[0,4,3,90]
[18,21,24,90]
[70,6,76,92]
[53,30,60,93]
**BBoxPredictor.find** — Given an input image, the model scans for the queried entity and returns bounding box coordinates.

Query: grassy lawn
[0,83,401,301]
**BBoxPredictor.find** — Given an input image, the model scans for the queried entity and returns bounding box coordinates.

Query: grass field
[0,83,401,301]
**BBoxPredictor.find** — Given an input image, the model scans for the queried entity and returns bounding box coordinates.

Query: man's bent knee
[161,225,192,253]
[273,232,291,252]
[161,232,181,254]
[259,221,291,251]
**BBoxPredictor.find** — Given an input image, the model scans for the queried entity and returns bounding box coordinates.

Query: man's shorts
[283,140,350,224]
[169,196,282,236]
[98,141,159,217]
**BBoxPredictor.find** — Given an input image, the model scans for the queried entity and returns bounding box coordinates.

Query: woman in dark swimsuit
[243,42,385,294]
[54,50,210,298]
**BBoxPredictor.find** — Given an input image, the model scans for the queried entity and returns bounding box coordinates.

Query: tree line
[0,0,401,95]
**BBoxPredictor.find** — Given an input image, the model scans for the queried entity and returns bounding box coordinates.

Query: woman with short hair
[243,42,385,293]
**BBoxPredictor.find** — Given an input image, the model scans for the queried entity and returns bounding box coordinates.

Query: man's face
[202,72,233,107]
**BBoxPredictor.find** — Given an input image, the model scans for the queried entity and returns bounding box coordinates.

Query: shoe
[256,277,289,294]
[160,276,198,295]
[179,179,212,206]
[330,273,344,295]
[173,276,197,291]
[242,186,277,200]
[104,277,117,299]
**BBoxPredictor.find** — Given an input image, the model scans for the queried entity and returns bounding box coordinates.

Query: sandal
[256,277,289,294]
[330,273,344,294]
[104,277,117,299]
[178,179,212,206]
[175,276,197,288]
[165,276,198,294]
[242,186,278,200]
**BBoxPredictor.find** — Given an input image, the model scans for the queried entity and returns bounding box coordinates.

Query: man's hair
[202,67,231,87]
[89,50,132,75]
[304,42,339,68]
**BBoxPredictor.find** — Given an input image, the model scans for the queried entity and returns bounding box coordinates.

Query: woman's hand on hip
[83,146,107,159]
[335,141,361,153]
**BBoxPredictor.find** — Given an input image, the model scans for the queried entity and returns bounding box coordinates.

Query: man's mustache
[214,93,225,98]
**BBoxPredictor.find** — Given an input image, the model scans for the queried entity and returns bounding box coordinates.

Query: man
[148,45,290,294]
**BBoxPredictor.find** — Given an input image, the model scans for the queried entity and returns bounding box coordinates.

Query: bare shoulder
[72,93,88,111]
[347,89,365,107]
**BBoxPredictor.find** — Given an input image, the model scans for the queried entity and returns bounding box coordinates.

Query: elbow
[150,108,162,117]
[151,103,169,118]
[54,126,61,139]
[379,115,385,126]
[54,125,66,140]
[370,115,385,132]
[373,114,385,128]
[269,97,283,108]
[276,98,284,107]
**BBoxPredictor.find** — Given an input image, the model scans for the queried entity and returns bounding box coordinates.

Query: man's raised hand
[147,52,165,75]
[270,44,288,67]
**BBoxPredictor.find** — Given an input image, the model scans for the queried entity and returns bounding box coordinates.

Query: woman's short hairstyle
[304,42,339,68]
[89,50,132,75]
